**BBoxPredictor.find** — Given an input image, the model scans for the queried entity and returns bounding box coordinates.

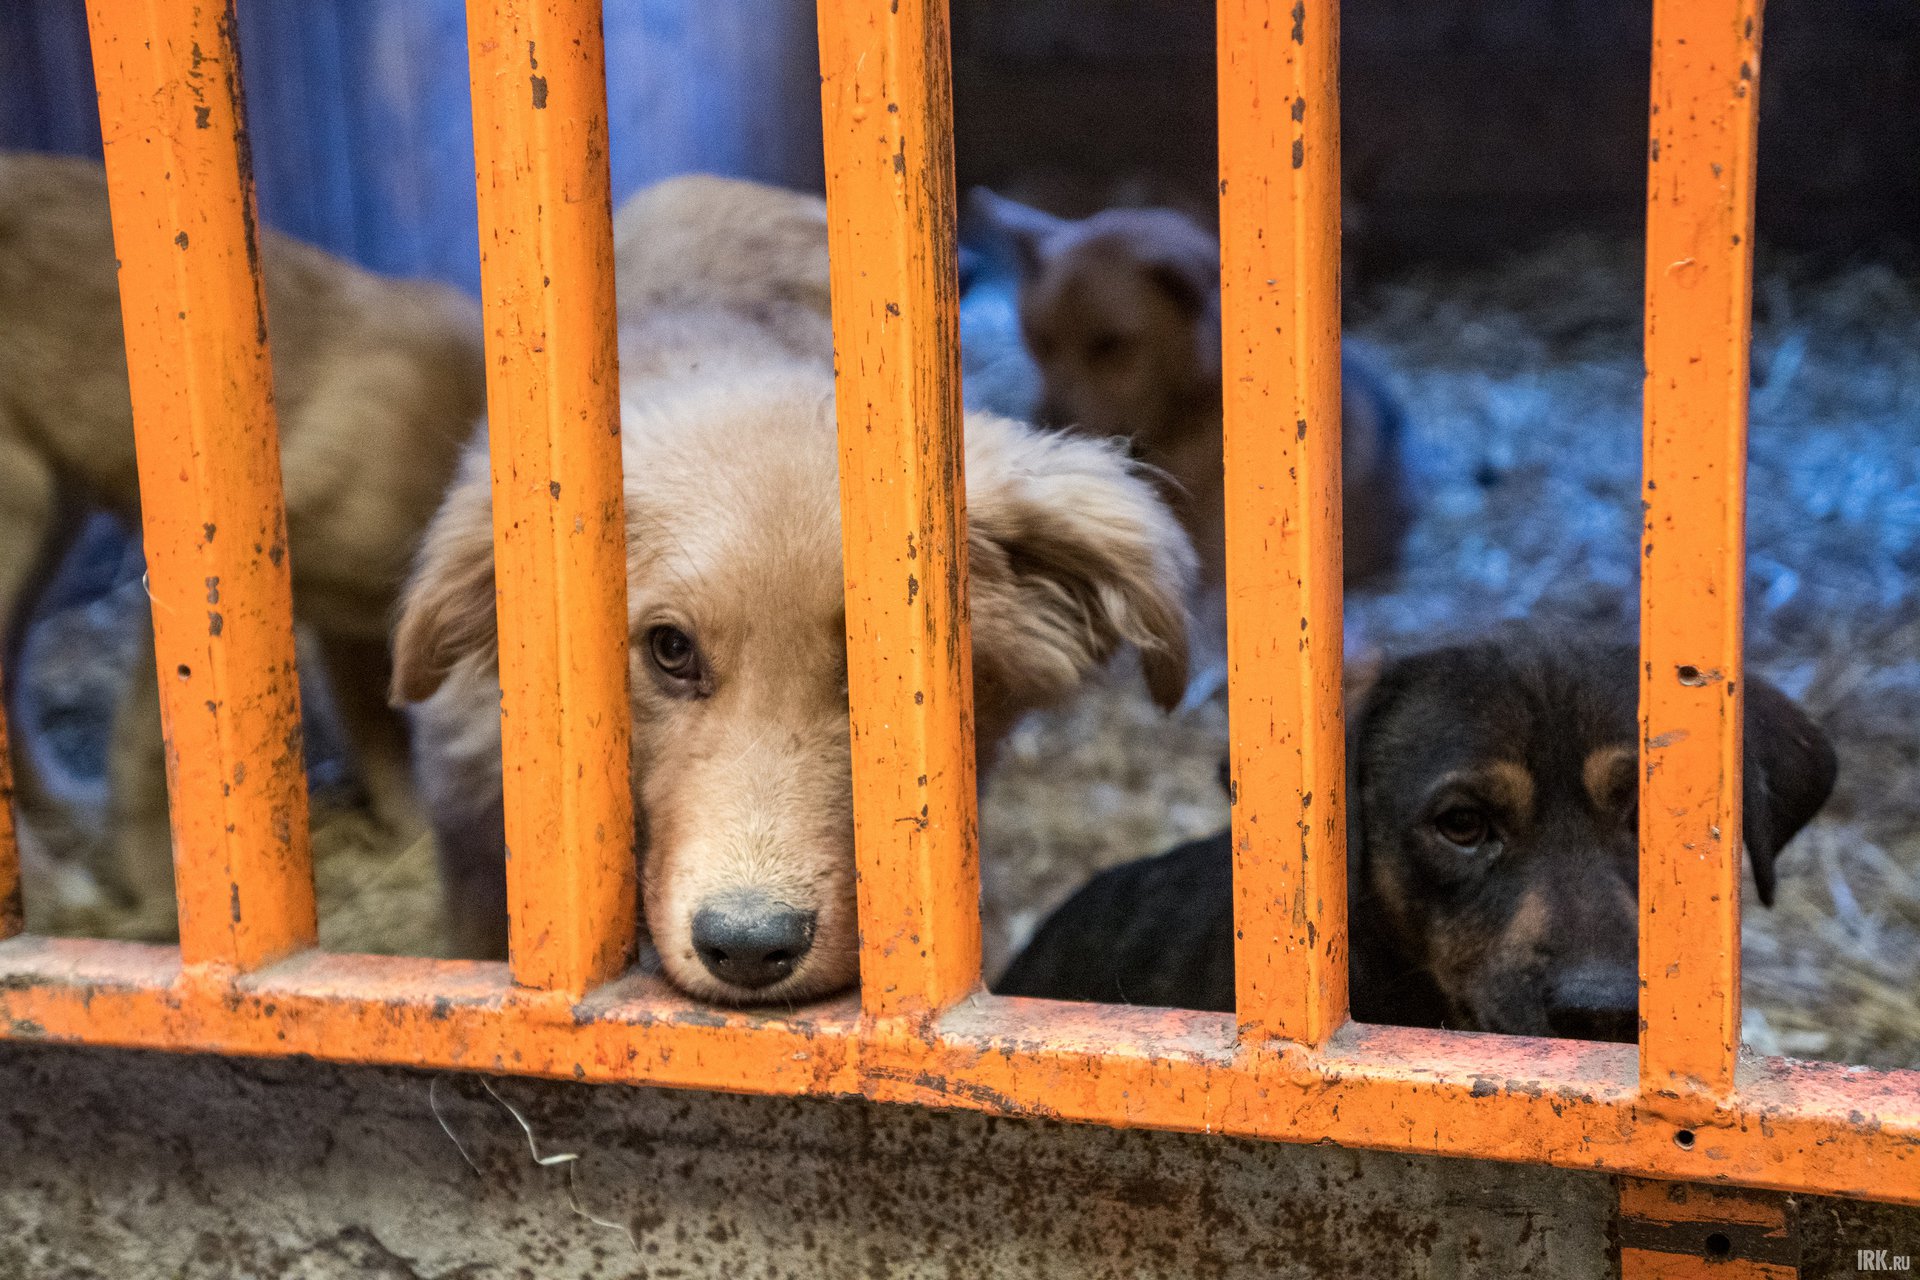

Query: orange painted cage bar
[0,0,1915,1216]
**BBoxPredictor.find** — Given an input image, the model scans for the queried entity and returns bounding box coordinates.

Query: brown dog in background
[0,152,488,936]
[966,190,1414,607]
[392,174,1197,1004]
[996,630,1838,1041]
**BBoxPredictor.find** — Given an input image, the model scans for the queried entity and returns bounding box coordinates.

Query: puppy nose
[691,898,816,991]
[1546,963,1639,1043]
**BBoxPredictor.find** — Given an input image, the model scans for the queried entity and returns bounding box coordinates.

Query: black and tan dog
[995,632,1838,1040]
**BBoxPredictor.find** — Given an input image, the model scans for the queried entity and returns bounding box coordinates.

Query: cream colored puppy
[0,152,487,934]
[393,175,1196,1003]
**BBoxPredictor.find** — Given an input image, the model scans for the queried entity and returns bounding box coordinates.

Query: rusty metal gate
[0,0,1913,1274]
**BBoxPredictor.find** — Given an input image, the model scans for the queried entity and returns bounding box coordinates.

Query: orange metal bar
[817,0,983,1020]
[2,937,1917,1206]
[84,0,315,971]
[466,0,634,995]
[1640,0,1762,1109]
[1218,0,1349,1047]
[0,671,17,940]
[1619,1179,1798,1278]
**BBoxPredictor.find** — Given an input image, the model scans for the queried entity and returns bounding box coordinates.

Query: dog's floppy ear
[1143,253,1215,319]
[1740,675,1838,907]
[963,188,1068,283]
[390,443,499,704]
[963,412,1196,713]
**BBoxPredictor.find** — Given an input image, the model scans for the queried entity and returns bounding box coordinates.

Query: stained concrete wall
[2,1043,1914,1278]
[0,1042,1616,1278]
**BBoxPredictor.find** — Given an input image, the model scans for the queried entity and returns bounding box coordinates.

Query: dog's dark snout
[1546,963,1639,1043]
[691,898,816,990]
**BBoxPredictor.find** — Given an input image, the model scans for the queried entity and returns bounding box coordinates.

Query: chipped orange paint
[84,0,315,972]
[466,0,635,995]
[1619,1178,1799,1278]
[817,0,983,1019]
[1640,0,1763,1112]
[0,665,17,940]
[1218,0,1349,1047]
[4,0,1913,1228]
[0,936,1917,1206]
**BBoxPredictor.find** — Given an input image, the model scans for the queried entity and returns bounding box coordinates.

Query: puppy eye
[647,625,701,681]
[1433,805,1491,850]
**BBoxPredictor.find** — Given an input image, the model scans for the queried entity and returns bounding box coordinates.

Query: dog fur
[392,174,1196,1004]
[995,630,1838,1040]
[965,189,1414,596]
[0,151,488,934]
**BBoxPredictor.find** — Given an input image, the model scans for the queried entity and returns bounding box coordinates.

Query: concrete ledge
[2,1043,1912,1277]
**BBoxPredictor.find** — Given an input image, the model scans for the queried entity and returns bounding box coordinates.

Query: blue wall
[0,0,824,295]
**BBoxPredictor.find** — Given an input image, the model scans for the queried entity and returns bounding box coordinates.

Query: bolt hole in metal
[1704,1231,1733,1259]
[176,664,191,680]
[1674,1128,1697,1150]
[1676,664,1704,685]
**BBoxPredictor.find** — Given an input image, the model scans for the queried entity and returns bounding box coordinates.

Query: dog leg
[103,609,181,941]
[316,630,427,843]
[0,435,69,693]
[0,435,117,927]
[435,783,509,961]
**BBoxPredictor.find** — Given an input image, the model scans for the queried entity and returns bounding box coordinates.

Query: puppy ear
[963,188,1067,282]
[1141,238,1222,382]
[1740,675,1838,907]
[963,413,1196,713]
[1144,257,1213,317]
[390,444,499,704]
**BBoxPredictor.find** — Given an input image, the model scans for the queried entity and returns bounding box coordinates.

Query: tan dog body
[394,175,1195,1003]
[0,152,488,930]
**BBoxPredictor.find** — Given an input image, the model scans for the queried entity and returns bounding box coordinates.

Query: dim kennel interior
[0,0,1916,1244]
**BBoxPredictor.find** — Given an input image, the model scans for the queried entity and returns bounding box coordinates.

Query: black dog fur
[994,632,1838,1040]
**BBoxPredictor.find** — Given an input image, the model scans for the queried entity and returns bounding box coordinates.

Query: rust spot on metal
[530,75,548,108]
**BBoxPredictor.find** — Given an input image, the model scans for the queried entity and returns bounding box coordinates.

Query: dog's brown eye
[1433,805,1490,850]
[647,625,700,680]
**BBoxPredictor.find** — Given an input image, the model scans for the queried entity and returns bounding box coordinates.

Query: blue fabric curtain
[1,0,823,296]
